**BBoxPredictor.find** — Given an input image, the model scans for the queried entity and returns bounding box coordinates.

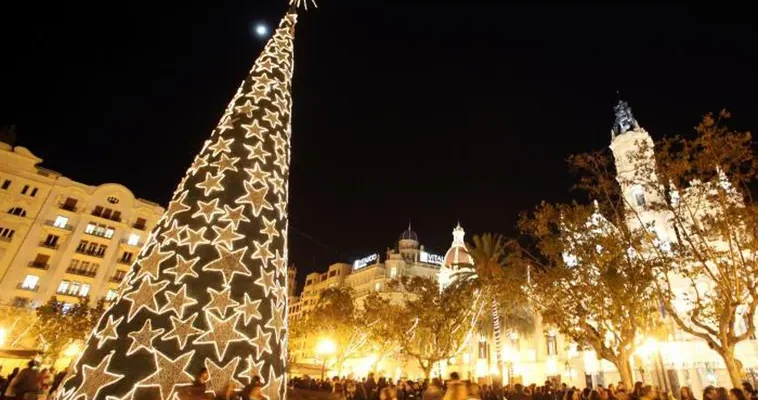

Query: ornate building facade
[0,141,164,309]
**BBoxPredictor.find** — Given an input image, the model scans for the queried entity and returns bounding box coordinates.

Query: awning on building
[0,348,44,360]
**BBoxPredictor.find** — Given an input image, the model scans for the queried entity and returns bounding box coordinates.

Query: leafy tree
[361,292,403,373]
[303,287,368,374]
[0,305,39,349]
[625,111,758,387]
[453,233,534,382]
[515,201,660,388]
[36,296,104,365]
[392,276,477,378]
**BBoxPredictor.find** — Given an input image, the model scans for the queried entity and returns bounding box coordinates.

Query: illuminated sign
[353,254,378,270]
[420,251,444,266]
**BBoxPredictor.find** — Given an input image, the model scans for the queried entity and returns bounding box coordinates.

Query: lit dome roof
[444,223,473,267]
[399,224,418,242]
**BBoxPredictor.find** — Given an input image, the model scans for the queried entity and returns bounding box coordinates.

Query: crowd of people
[288,373,758,400]
[0,361,67,400]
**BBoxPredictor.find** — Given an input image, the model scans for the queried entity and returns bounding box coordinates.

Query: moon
[254,24,269,38]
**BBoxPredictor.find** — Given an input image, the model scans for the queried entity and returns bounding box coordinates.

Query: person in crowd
[681,387,698,400]
[9,360,39,400]
[423,379,443,400]
[742,383,758,400]
[729,389,748,400]
[718,387,730,400]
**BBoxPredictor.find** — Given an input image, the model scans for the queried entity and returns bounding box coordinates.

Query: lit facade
[0,142,164,309]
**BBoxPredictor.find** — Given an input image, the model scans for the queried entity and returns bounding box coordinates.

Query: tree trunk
[614,356,634,389]
[419,360,433,379]
[721,346,743,388]
[491,301,503,384]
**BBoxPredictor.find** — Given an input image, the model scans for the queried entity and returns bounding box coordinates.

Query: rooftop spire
[611,98,640,140]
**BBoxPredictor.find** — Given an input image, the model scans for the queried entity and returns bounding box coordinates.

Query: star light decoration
[60,3,304,399]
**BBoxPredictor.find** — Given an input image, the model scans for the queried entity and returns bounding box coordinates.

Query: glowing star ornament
[205,358,244,395]
[126,318,164,356]
[66,353,124,400]
[163,314,204,350]
[62,3,302,399]
[95,315,124,349]
[195,312,247,361]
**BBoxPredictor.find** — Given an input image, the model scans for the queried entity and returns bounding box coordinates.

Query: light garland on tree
[59,2,307,400]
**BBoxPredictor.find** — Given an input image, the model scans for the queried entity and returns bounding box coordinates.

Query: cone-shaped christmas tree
[60,6,300,400]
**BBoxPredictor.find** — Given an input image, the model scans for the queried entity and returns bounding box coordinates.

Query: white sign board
[353,253,378,270]
[420,251,444,266]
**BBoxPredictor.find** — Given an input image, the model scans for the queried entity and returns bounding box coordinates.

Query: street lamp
[316,338,336,381]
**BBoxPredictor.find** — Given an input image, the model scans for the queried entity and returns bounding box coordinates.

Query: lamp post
[316,338,336,381]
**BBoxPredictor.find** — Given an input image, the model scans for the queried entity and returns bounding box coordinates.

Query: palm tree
[453,233,533,382]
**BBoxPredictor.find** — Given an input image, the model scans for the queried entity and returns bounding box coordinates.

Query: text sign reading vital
[353,253,378,270]
[420,251,444,266]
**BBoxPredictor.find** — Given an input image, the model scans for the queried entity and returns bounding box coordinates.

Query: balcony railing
[120,239,142,248]
[66,267,97,277]
[28,261,50,270]
[74,248,105,258]
[59,203,77,212]
[84,230,113,240]
[17,284,39,292]
[0,236,12,243]
[45,220,73,231]
[91,211,121,223]
[39,241,60,250]
[132,222,146,231]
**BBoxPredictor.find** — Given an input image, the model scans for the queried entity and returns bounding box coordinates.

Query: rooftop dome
[444,223,473,267]
[399,223,418,242]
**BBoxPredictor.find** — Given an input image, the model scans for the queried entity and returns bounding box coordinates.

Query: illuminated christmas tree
[59,2,310,400]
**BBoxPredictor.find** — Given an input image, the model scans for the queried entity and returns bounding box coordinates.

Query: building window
[61,197,78,211]
[84,223,96,234]
[53,216,69,228]
[121,252,134,263]
[105,227,115,239]
[546,334,558,356]
[30,188,38,197]
[79,284,91,297]
[21,185,29,195]
[58,280,70,294]
[8,207,27,217]
[632,187,646,207]
[105,289,118,301]
[374,282,381,291]
[0,227,15,240]
[107,196,119,204]
[127,234,140,246]
[133,217,147,230]
[12,297,29,308]
[390,267,397,279]
[1,180,10,190]
[43,234,59,247]
[21,275,39,290]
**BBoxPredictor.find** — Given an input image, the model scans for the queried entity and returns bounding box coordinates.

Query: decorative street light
[316,338,337,381]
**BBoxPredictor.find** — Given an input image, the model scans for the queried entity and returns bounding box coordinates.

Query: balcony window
[84,223,96,234]
[133,217,147,230]
[80,284,91,297]
[105,228,115,239]
[0,227,15,240]
[61,197,78,211]
[127,234,140,246]
[53,216,69,228]
[58,280,70,294]
[8,207,27,217]
[105,289,118,301]
[1,180,10,190]
[21,185,29,195]
[21,275,39,290]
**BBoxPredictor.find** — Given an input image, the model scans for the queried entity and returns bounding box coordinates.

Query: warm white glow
[316,337,336,355]
[128,233,141,246]
[21,274,39,289]
[54,216,68,228]
[64,342,82,358]
[0,328,6,346]
[635,337,658,361]
[255,24,269,38]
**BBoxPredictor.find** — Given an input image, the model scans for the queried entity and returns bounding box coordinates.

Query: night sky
[2,2,757,291]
